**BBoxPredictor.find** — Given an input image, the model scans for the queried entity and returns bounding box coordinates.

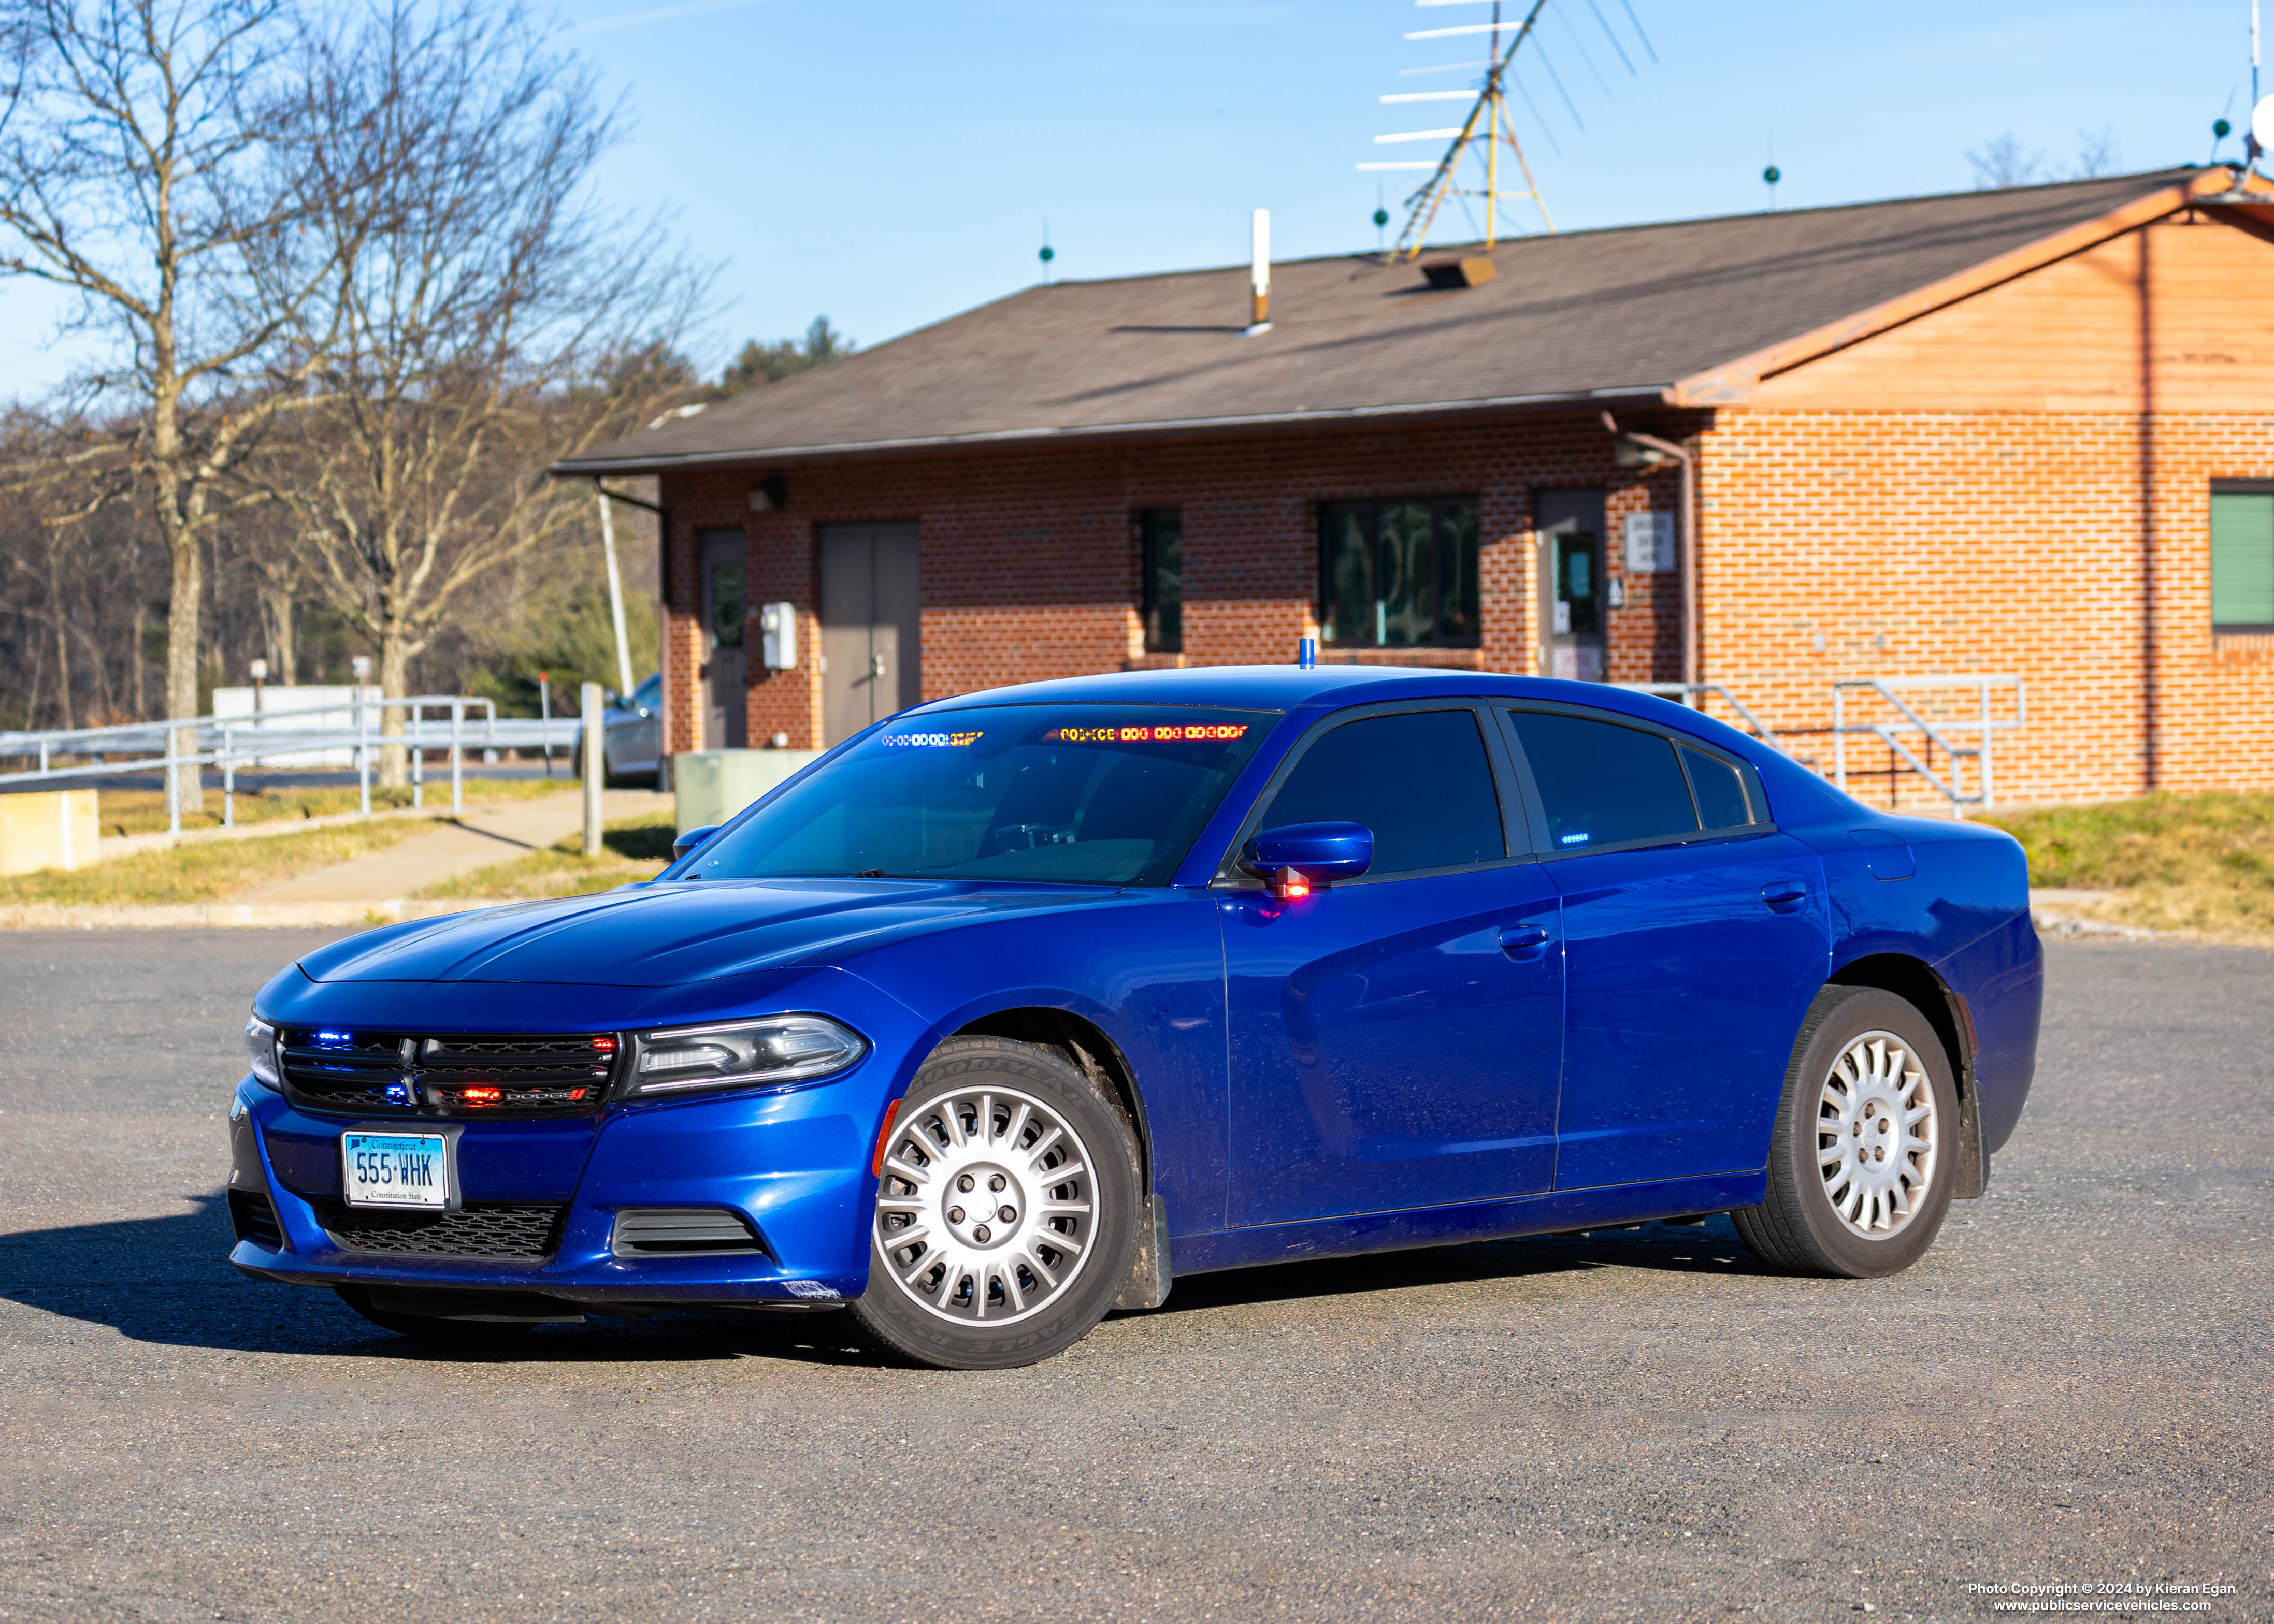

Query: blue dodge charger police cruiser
[227,665,2042,1369]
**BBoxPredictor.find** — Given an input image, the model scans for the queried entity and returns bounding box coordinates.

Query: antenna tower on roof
[1363,0,1554,260]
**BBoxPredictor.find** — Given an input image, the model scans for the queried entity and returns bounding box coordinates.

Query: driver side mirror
[1243,821,1373,898]
[672,824,722,863]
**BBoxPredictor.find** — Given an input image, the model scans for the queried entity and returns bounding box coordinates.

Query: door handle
[1497,923,1550,959]
[1761,879,1810,914]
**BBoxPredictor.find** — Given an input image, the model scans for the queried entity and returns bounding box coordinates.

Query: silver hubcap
[875,1085,1097,1326]
[1818,1031,1938,1237]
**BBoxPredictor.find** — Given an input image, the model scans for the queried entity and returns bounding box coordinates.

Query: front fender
[826,890,1229,1234]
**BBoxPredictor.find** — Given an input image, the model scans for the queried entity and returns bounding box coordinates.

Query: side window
[1681,746,1751,830]
[1258,709,1505,875]
[1506,710,1699,851]
[2211,485,2274,633]
[1139,508,1183,653]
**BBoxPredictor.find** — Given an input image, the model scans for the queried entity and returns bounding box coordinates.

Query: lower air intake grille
[316,1200,566,1261]
[228,1190,285,1251]
[611,1207,766,1257]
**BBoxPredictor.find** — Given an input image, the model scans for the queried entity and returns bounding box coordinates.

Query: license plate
[342,1132,451,1210]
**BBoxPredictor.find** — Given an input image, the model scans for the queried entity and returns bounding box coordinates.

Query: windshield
[679,704,1274,887]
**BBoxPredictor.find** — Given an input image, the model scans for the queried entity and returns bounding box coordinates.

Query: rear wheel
[852,1036,1139,1370]
[1733,986,1957,1279]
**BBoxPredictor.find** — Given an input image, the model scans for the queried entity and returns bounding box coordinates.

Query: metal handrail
[1613,681,1790,755]
[1831,675,2024,815]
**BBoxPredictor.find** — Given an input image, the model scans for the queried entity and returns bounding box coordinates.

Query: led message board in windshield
[1041,724,1250,744]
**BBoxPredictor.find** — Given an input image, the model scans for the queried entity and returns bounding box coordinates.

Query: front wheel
[852,1036,1140,1370]
[1733,986,1958,1279]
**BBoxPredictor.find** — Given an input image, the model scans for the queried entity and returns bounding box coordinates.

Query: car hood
[296,878,1136,988]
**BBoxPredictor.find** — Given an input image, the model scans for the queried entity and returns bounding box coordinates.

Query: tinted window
[683,705,1270,887]
[1682,747,1751,830]
[1506,711,1698,851]
[1318,497,1481,648]
[1259,709,1504,874]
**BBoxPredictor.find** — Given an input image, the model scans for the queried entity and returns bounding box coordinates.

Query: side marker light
[871,1097,903,1178]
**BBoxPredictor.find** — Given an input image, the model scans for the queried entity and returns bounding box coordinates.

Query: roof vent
[1420,256,1497,291]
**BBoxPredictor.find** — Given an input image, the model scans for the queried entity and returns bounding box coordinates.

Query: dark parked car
[227,666,2042,1369]
[569,671,661,785]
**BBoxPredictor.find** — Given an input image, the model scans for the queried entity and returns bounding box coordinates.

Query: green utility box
[672,749,822,835]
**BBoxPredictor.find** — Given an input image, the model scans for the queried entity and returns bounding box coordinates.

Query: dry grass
[0,817,436,905]
[416,813,677,901]
[94,774,569,838]
[1981,791,2274,946]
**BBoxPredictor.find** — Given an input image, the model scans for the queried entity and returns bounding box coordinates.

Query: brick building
[557,166,2274,804]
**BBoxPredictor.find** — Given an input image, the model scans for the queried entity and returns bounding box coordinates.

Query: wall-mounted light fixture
[747,475,787,512]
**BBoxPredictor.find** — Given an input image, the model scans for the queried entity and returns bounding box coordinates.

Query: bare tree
[1970,126,2125,191]
[0,0,336,806]
[2072,125,2120,180]
[270,1,703,784]
[1967,132,2047,190]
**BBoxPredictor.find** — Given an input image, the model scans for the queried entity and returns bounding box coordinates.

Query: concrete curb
[0,898,509,930]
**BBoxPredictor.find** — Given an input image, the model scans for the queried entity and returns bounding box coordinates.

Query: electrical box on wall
[758,602,798,670]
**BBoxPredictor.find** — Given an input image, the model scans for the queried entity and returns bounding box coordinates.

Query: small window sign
[1624,512,1677,574]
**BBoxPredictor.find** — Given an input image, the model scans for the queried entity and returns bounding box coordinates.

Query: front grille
[279,1030,620,1119]
[315,1199,567,1260]
[228,1189,285,1251]
[611,1207,766,1257]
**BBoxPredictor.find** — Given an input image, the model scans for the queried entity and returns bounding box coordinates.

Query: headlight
[627,1014,867,1096]
[243,1015,281,1089]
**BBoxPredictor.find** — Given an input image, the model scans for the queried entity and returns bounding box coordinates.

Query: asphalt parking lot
[1,931,2265,1623]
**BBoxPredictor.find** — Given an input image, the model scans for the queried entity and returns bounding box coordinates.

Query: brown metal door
[819,522,921,746]
[699,530,747,748]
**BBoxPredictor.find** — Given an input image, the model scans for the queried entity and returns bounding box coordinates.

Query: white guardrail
[0,695,587,833]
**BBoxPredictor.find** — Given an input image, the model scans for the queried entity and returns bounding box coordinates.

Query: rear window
[679,704,1272,887]
[1506,711,1699,851]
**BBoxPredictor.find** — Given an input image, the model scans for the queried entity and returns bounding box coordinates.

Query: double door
[819,523,921,746]
[1220,698,1829,1229]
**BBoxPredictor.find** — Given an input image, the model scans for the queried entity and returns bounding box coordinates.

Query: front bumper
[227,1055,891,1308]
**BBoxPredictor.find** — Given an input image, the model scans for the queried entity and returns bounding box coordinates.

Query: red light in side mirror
[1271,869,1310,900]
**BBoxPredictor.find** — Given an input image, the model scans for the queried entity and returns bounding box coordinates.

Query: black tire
[1732,985,1959,1279]
[335,1286,536,1343]
[852,1036,1140,1370]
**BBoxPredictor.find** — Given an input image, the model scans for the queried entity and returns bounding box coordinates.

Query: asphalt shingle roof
[558,169,2202,473]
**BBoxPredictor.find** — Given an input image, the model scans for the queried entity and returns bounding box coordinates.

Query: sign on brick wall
[1624,511,1677,574]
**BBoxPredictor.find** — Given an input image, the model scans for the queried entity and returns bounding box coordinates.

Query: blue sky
[1,1,2258,394]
